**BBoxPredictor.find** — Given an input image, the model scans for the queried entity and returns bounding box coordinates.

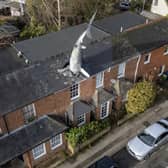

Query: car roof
[88,156,117,168]
[145,123,167,139]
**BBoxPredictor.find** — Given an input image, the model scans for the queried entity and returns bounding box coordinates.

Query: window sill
[144,61,150,64]
[33,152,46,160]
[163,52,168,56]
[51,143,62,150]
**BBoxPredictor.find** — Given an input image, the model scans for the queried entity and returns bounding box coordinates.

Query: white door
[118,62,126,78]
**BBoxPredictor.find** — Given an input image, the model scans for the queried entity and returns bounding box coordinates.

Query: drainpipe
[134,54,141,83]
[3,115,9,134]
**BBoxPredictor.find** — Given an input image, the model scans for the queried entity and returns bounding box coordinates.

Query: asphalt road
[111,143,168,168]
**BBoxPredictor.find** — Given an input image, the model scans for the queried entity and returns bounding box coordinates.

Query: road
[111,143,168,168]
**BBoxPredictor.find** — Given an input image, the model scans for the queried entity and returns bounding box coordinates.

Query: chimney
[120,26,123,32]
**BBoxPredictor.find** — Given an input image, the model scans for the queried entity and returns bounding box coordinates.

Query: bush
[66,119,110,148]
[126,81,156,114]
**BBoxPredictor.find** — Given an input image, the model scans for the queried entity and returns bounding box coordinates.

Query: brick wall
[35,88,70,118]
[24,133,66,168]
[0,117,7,134]
[5,109,24,132]
[137,47,168,79]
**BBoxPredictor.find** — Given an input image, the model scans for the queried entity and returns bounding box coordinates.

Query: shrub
[126,81,156,114]
[66,119,110,148]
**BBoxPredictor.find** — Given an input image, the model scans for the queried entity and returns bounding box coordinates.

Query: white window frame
[163,46,168,56]
[158,65,165,76]
[70,83,80,100]
[50,134,63,150]
[118,62,126,78]
[100,101,110,120]
[23,103,36,122]
[32,143,46,160]
[144,53,151,64]
[77,113,86,126]
[96,72,104,88]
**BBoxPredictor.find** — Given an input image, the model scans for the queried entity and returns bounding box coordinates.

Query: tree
[126,81,156,114]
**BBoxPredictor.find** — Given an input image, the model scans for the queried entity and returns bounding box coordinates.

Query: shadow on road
[111,147,139,168]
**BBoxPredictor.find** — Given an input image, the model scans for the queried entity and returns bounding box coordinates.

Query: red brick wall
[0,117,7,134]
[24,133,66,168]
[5,109,24,132]
[80,77,96,102]
[125,57,138,81]
[137,47,168,79]
[104,66,118,90]
[35,88,71,118]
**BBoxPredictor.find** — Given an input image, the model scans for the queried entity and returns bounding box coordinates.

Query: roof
[82,36,138,75]
[0,55,87,116]
[72,100,92,117]
[14,23,110,63]
[0,115,68,165]
[0,47,25,75]
[145,123,167,139]
[97,88,114,105]
[94,11,146,35]
[124,18,168,54]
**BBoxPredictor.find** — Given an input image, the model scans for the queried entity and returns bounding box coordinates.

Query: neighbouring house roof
[0,115,68,166]
[0,47,25,75]
[14,23,110,63]
[124,18,168,54]
[93,11,146,35]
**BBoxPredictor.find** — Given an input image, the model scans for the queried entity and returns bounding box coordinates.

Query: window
[164,46,168,55]
[50,134,63,150]
[23,104,36,122]
[70,83,79,100]
[118,62,126,78]
[158,65,165,76]
[154,0,158,6]
[32,143,46,160]
[96,72,104,88]
[144,53,151,64]
[77,113,86,126]
[100,101,109,119]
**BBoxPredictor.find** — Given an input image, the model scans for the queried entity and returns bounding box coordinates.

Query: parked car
[119,0,131,10]
[88,156,118,168]
[127,118,168,160]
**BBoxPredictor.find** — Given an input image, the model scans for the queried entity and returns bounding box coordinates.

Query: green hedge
[66,119,110,148]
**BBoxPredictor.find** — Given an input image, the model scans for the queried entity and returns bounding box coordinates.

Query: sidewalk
[50,100,168,168]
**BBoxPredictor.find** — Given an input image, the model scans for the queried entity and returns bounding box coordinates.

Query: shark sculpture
[69,11,97,75]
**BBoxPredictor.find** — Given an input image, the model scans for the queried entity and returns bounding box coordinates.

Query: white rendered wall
[151,0,168,16]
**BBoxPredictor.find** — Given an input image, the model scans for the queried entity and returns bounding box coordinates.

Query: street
[111,143,168,168]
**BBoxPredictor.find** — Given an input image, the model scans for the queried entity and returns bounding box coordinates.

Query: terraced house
[0,12,168,168]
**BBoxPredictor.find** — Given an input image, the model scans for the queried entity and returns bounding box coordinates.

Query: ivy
[66,119,110,148]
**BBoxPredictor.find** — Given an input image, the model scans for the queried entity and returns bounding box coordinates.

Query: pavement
[52,100,168,168]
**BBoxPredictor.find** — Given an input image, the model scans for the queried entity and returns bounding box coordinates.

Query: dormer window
[144,53,151,64]
[164,46,168,55]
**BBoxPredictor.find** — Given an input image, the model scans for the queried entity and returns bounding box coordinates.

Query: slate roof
[14,23,110,63]
[124,18,168,54]
[72,100,92,117]
[82,36,138,75]
[0,54,87,116]
[0,47,25,75]
[93,11,146,35]
[0,115,68,166]
[97,88,114,105]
